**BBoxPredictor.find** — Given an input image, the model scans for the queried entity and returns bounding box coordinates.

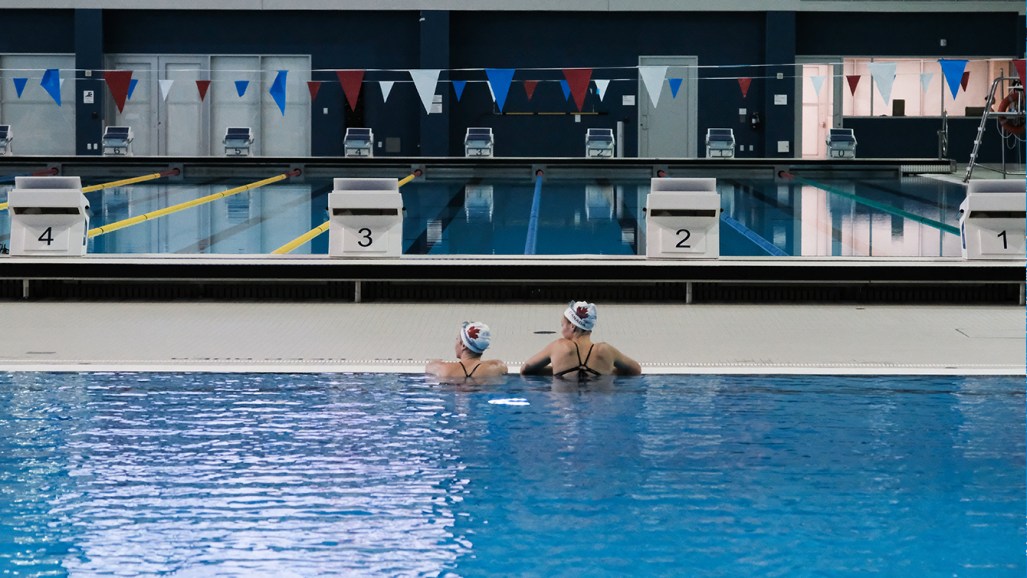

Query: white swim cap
[564,301,597,332]
[460,322,492,354]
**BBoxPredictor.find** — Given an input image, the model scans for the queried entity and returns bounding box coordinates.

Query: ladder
[964,75,1021,182]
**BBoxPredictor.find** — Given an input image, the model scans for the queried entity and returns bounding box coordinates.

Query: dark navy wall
[0,10,74,53]
[796,12,1022,57]
[448,11,768,157]
[0,8,1022,160]
[75,9,104,156]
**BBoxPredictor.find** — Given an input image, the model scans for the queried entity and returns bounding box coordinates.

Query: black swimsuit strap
[554,342,602,378]
[459,360,479,378]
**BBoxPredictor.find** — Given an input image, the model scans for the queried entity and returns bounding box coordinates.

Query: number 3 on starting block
[342,226,387,253]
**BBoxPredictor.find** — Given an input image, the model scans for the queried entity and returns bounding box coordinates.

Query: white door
[161,56,209,156]
[638,55,698,158]
[796,57,842,159]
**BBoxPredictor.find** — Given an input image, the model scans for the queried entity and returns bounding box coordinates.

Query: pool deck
[0,301,1021,375]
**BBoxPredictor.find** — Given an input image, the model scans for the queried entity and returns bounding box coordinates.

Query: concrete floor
[0,301,1021,375]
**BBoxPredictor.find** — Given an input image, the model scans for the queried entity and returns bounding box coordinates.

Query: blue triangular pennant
[40,69,61,106]
[560,79,571,101]
[13,78,27,98]
[269,70,287,115]
[668,77,683,98]
[939,59,968,100]
[235,80,249,97]
[452,80,466,101]
[127,78,139,100]
[485,68,515,112]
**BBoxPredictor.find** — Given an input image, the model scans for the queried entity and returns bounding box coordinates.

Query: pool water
[0,175,965,257]
[1,372,1022,576]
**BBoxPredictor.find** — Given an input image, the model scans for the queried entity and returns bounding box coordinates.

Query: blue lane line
[524,176,543,255]
[720,213,788,256]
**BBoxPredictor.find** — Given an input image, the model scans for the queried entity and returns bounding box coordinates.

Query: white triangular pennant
[868,62,897,105]
[59,78,65,89]
[379,80,394,102]
[486,81,496,102]
[159,79,174,101]
[810,75,825,96]
[408,69,440,114]
[919,72,934,94]
[639,66,668,108]
[595,79,610,101]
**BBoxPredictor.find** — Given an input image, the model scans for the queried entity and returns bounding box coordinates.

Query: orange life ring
[996,89,1025,136]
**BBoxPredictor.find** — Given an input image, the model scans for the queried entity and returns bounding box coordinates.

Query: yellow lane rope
[271,171,420,255]
[1,169,178,212]
[88,170,298,238]
[81,169,180,193]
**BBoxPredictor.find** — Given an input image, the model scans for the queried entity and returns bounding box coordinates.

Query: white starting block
[344,128,374,158]
[223,127,253,156]
[7,176,89,256]
[328,178,402,257]
[958,179,1026,260]
[464,127,494,157]
[464,184,494,222]
[705,128,735,158]
[826,128,857,159]
[585,128,615,158]
[0,125,12,155]
[102,126,133,156]
[644,177,720,259]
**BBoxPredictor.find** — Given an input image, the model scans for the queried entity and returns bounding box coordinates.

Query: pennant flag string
[409,69,441,114]
[485,68,516,113]
[452,80,466,101]
[562,68,592,111]
[269,70,288,115]
[379,80,394,103]
[336,70,364,111]
[668,77,683,98]
[40,69,61,106]
[306,81,322,101]
[103,70,133,113]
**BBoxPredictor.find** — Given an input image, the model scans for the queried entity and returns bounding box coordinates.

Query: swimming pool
[1,372,1021,576]
[0,174,966,257]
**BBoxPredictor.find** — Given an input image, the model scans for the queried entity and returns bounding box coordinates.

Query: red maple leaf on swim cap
[576,306,590,319]
[466,325,480,339]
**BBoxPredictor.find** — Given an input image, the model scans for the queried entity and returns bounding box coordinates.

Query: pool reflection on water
[0,175,965,257]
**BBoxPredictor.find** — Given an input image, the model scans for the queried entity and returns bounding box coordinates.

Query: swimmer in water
[520,301,641,379]
[426,321,508,380]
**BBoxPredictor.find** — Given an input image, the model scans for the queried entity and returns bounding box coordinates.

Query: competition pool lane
[0,174,966,257]
[0,372,1022,576]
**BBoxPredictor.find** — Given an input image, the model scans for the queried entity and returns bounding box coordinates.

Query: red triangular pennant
[960,71,970,92]
[196,80,211,101]
[562,68,592,112]
[336,70,364,111]
[307,81,322,101]
[737,77,752,99]
[846,75,861,95]
[104,70,133,113]
[1014,60,1026,89]
[523,80,539,101]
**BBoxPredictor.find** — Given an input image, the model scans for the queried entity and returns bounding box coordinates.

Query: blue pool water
[0,175,965,257]
[1,373,1022,576]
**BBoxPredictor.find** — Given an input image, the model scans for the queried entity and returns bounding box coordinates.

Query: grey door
[638,55,698,158]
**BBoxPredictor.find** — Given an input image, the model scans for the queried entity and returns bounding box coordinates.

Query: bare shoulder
[481,359,510,373]
[425,360,462,379]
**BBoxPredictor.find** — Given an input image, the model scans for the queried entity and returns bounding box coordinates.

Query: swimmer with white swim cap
[426,321,508,380]
[520,301,641,379]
